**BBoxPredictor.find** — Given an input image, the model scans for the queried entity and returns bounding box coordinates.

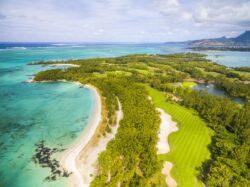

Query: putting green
[146,86,212,187]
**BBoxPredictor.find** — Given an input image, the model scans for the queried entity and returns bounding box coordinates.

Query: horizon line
[0,41,187,44]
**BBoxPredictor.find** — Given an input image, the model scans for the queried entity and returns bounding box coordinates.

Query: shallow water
[0,43,249,187]
[199,50,250,67]
[0,79,94,186]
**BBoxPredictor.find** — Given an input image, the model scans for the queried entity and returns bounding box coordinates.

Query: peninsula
[32,53,250,186]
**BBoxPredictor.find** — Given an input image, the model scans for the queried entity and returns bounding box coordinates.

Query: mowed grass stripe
[145,86,213,187]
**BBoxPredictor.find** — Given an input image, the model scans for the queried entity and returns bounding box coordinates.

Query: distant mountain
[188,31,250,50]
[232,30,250,44]
[189,36,232,47]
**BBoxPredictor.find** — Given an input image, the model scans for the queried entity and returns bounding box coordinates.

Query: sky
[0,0,250,42]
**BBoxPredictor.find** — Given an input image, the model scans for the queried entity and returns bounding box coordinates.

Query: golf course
[31,53,249,186]
[146,86,213,187]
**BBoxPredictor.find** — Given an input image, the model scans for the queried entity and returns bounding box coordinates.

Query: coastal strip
[77,98,123,186]
[28,77,109,186]
[60,83,123,187]
[157,108,178,187]
[60,84,102,187]
[49,64,80,67]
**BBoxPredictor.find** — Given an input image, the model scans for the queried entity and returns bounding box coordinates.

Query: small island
[31,53,250,187]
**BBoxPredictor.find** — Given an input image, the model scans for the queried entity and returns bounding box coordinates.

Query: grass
[182,81,197,88]
[232,70,250,76]
[128,68,151,75]
[232,70,250,81]
[196,67,221,77]
[93,71,132,78]
[145,86,212,187]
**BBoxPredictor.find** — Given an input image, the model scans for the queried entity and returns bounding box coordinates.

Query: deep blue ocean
[0,42,249,187]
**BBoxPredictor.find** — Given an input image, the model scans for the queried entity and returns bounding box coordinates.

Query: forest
[177,89,249,186]
[33,53,250,186]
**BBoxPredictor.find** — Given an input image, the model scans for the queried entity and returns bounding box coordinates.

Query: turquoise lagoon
[199,50,250,67]
[0,43,249,187]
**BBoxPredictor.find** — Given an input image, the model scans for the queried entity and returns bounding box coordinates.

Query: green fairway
[146,86,212,187]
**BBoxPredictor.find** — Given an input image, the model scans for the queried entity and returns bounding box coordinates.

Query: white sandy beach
[157,108,178,187]
[60,84,102,187]
[60,83,123,187]
[28,78,105,186]
[77,99,123,186]
[50,63,80,67]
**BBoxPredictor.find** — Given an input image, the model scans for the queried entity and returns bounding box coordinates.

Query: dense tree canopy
[33,53,250,186]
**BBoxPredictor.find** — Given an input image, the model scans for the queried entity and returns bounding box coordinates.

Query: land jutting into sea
[30,53,250,187]
[187,30,250,52]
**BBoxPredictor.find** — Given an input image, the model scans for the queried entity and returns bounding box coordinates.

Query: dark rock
[32,141,71,182]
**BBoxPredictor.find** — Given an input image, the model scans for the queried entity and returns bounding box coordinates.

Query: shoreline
[157,108,178,187]
[56,81,123,187]
[59,84,102,187]
[77,98,123,186]
[49,63,80,67]
[29,77,108,186]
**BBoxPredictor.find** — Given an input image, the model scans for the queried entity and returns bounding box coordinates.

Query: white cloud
[0,0,249,42]
[194,0,250,25]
